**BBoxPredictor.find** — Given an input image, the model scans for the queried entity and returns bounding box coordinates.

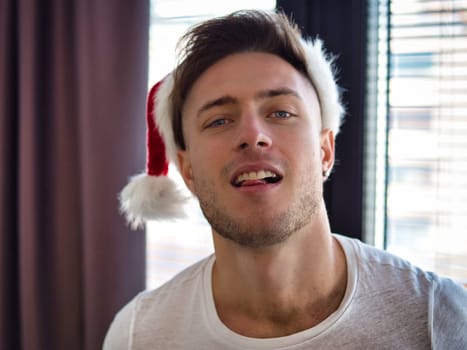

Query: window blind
[367,0,467,284]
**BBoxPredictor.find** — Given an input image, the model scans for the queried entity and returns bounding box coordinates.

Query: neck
[211,215,347,338]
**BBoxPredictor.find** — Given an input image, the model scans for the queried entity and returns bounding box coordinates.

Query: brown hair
[171,10,310,150]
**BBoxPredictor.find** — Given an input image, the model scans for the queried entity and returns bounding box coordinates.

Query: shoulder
[335,233,438,319]
[103,294,137,350]
[334,234,467,347]
[335,233,421,270]
[136,254,212,311]
[103,255,214,348]
[430,276,467,348]
[335,234,436,290]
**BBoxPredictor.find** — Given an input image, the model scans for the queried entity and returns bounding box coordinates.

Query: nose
[235,113,272,151]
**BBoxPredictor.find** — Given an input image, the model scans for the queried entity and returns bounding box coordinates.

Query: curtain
[0,0,148,349]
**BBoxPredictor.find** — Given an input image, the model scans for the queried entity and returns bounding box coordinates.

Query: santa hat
[119,76,188,229]
[119,38,344,229]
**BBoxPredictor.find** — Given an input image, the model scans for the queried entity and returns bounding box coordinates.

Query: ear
[320,128,335,179]
[177,149,196,194]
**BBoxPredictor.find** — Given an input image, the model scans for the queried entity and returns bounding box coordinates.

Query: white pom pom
[119,173,188,229]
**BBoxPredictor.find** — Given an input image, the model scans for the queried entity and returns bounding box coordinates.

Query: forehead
[182,52,319,115]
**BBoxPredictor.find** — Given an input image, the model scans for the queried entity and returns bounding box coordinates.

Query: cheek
[194,150,234,195]
[293,136,322,170]
[189,146,221,179]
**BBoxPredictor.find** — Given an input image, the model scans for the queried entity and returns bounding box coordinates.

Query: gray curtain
[0,0,148,349]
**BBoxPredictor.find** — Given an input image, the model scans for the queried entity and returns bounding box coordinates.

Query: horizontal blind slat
[380,0,467,282]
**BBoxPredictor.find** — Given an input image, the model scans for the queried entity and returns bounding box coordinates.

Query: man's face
[178,52,334,248]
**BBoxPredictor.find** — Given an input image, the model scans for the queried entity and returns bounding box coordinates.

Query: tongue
[240,179,267,187]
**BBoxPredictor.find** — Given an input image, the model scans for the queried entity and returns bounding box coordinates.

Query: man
[105,10,467,349]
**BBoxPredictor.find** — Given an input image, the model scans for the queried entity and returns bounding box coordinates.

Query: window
[366,0,467,284]
[147,0,276,290]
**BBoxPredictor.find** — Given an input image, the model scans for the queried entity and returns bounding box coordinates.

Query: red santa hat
[119,75,188,229]
[119,38,344,229]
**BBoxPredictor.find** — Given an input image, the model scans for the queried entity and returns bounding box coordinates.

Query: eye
[270,110,295,119]
[204,118,231,129]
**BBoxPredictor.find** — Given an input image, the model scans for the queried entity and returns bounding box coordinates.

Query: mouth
[232,170,283,188]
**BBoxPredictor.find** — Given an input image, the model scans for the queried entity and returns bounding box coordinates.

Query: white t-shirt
[103,235,467,349]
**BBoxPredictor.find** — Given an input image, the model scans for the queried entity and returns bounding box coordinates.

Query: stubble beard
[193,170,322,249]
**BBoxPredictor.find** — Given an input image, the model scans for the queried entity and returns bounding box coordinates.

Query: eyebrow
[256,87,301,100]
[197,96,238,117]
[196,87,301,117]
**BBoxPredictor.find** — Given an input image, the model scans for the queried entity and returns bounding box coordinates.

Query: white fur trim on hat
[301,38,345,136]
[154,75,179,171]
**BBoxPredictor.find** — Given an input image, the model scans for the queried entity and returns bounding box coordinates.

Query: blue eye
[272,111,293,119]
[205,118,229,129]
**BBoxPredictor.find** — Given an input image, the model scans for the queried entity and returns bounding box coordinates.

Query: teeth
[235,170,278,184]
